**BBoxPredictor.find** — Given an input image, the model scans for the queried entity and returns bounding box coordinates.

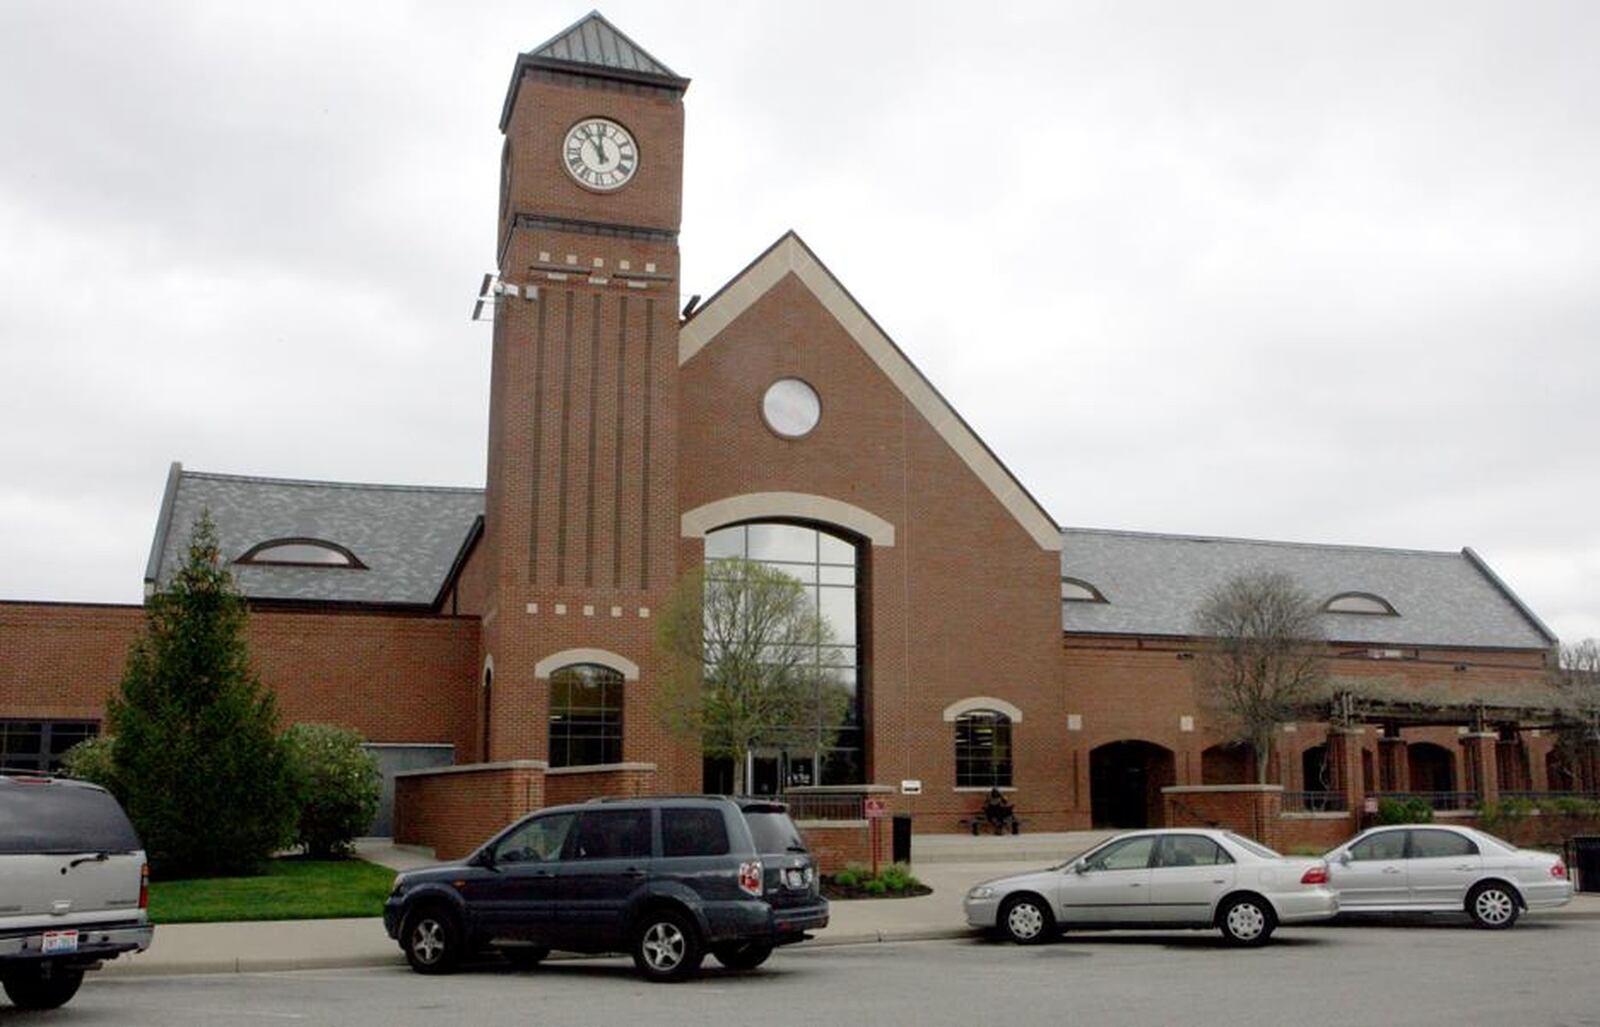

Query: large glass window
[704,521,863,787]
[548,664,624,767]
[954,710,1012,788]
[0,720,98,774]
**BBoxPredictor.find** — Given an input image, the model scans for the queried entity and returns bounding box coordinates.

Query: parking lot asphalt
[102,858,1600,977]
[44,921,1600,1027]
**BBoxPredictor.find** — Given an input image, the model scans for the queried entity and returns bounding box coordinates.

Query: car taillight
[738,860,764,897]
[1551,860,1567,879]
[139,863,150,909]
[1300,864,1329,886]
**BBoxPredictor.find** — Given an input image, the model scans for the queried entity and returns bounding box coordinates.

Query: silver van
[0,773,154,1009]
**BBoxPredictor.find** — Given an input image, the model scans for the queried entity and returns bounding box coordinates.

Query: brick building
[0,14,1573,857]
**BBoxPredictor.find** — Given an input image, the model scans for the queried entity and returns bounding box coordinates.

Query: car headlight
[968,886,999,900]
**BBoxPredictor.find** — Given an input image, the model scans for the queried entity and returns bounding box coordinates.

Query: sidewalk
[101,852,1600,978]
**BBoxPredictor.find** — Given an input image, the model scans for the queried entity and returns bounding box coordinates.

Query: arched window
[1323,592,1397,616]
[703,520,863,788]
[548,664,624,767]
[1061,577,1107,603]
[954,710,1013,788]
[237,538,364,568]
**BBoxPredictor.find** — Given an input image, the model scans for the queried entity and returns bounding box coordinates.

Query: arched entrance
[1201,743,1254,785]
[1090,740,1176,829]
[1302,744,1332,792]
[1408,742,1456,793]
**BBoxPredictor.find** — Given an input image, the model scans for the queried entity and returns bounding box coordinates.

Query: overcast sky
[2,1,1596,642]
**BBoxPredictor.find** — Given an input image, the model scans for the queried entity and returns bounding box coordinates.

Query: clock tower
[479,13,690,782]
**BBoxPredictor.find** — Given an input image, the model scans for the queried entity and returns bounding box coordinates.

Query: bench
[957,814,1025,836]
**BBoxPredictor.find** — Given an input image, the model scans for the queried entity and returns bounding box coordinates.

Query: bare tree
[655,557,849,795]
[1191,571,1328,785]
[1549,638,1600,791]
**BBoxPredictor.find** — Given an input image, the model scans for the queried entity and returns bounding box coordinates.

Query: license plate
[42,930,78,954]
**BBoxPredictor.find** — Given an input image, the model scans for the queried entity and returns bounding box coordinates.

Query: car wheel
[1218,896,1276,946]
[501,945,551,969]
[1467,882,1520,930]
[632,909,704,982]
[403,905,463,974]
[2,963,85,1010]
[712,941,774,971]
[999,894,1055,945]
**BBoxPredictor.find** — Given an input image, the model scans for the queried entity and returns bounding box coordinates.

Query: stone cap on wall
[394,759,548,779]
[544,762,658,776]
[1162,784,1286,794]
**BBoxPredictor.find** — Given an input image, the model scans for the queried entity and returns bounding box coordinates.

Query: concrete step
[909,830,1116,864]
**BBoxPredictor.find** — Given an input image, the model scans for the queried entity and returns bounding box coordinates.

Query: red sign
[864,798,888,819]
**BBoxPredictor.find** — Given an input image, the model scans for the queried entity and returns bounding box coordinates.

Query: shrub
[879,862,920,893]
[831,868,859,889]
[1376,797,1434,825]
[862,878,888,896]
[283,724,381,858]
[61,735,118,792]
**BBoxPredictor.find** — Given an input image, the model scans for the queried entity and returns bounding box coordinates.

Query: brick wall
[0,600,479,756]
[542,763,657,806]
[1163,785,1285,851]
[797,821,894,874]
[393,761,547,860]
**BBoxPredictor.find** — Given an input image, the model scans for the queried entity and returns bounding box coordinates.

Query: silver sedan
[1325,823,1573,928]
[964,828,1338,946]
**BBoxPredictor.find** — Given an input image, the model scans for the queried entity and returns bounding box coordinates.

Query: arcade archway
[1090,740,1176,829]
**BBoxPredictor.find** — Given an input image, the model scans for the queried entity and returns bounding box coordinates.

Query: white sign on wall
[900,779,923,795]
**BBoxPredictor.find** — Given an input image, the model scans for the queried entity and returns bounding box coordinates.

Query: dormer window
[1061,577,1107,603]
[1323,592,1396,616]
[236,538,364,569]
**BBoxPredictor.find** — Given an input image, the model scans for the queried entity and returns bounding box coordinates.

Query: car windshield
[0,781,141,854]
[1223,832,1282,860]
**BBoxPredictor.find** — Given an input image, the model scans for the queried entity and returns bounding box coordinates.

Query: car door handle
[623,868,647,879]
[1382,867,1403,875]
[1453,865,1474,872]
[1128,883,1142,888]
[1211,879,1226,885]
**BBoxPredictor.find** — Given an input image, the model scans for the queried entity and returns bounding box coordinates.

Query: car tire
[712,941,774,971]
[501,945,551,969]
[2,963,85,1010]
[402,904,464,975]
[999,894,1055,945]
[1218,895,1276,947]
[1467,882,1520,930]
[632,909,704,982]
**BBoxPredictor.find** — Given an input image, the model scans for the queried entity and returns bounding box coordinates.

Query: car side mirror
[1073,861,1088,875]
[472,849,498,870]
[1337,851,1351,866]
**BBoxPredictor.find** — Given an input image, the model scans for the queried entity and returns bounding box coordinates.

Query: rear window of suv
[0,781,141,854]
[743,807,807,854]
[662,808,731,857]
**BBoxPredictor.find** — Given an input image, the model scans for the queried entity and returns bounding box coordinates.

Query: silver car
[964,828,1338,947]
[1325,824,1572,929]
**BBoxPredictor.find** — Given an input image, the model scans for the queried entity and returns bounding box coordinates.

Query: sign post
[864,797,888,877]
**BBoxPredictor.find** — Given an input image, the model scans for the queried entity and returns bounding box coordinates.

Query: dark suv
[383,796,828,982]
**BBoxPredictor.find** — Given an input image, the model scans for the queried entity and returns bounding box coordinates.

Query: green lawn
[147,858,398,924]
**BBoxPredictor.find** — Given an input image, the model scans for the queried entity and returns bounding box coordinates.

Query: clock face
[562,118,639,192]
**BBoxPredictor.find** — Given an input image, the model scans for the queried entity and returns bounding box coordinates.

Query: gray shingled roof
[530,11,679,78]
[1060,528,1555,650]
[146,466,483,607]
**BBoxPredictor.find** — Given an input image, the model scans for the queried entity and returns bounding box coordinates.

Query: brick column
[1378,735,1408,794]
[1460,732,1499,806]
[1327,728,1367,817]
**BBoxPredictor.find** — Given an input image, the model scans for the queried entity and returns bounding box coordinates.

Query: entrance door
[749,750,783,796]
[1090,741,1176,828]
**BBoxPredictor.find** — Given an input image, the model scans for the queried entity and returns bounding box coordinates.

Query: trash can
[1569,836,1600,893]
[892,813,912,865]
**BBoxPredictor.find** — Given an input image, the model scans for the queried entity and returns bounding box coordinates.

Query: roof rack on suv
[586,793,746,804]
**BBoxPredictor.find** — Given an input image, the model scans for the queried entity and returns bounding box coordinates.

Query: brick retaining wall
[394,761,546,860]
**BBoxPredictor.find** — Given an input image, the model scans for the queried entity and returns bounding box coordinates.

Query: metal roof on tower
[502,11,689,130]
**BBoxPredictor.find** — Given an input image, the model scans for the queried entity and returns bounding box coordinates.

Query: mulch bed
[820,881,934,900]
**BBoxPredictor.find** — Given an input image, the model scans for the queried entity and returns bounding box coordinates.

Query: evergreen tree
[109,511,295,878]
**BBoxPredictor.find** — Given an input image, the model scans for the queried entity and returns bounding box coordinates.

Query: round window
[761,378,821,438]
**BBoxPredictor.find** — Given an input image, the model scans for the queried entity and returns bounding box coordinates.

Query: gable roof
[679,232,1063,552]
[145,464,484,609]
[501,11,689,130]
[1059,527,1557,650]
